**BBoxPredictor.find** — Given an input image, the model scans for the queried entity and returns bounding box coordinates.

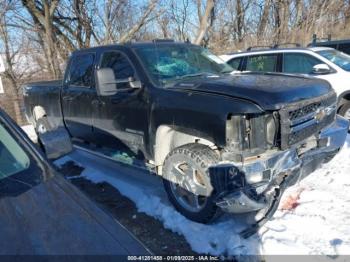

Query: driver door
[92,50,149,157]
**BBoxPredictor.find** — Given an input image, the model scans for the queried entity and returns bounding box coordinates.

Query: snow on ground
[22,125,350,257]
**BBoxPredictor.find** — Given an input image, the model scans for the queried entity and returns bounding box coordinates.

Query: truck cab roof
[71,40,193,55]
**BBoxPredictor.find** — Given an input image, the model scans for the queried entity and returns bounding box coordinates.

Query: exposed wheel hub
[168,161,212,212]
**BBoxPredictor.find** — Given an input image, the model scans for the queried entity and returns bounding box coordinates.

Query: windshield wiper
[177,72,218,80]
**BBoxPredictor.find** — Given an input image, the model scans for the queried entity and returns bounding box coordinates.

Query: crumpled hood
[169,73,334,110]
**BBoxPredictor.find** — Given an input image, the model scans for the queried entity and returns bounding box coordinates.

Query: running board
[73,144,156,174]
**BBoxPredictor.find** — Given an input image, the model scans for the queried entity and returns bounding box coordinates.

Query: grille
[279,93,337,150]
[288,113,334,145]
[288,95,336,121]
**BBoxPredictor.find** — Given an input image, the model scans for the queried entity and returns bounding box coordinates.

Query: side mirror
[312,64,332,75]
[96,68,118,96]
[96,68,142,96]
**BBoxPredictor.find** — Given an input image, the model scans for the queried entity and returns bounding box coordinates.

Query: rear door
[61,53,96,141]
[243,53,280,72]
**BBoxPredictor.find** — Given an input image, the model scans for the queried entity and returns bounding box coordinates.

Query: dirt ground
[57,161,198,255]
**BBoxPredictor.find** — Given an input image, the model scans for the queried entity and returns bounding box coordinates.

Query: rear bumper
[210,115,349,214]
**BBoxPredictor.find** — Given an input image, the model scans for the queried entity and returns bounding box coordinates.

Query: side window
[101,51,135,78]
[283,53,321,74]
[246,54,278,72]
[68,54,95,87]
[227,58,242,70]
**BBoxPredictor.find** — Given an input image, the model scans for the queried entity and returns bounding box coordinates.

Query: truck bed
[23,80,64,129]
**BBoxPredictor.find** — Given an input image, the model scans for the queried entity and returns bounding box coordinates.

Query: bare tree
[100,0,160,44]
[273,0,290,43]
[257,0,271,38]
[194,0,215,45]
[22,0,61,78]
[0,1,25,122]
[235,0,245,42]
[119,0,159,43]
[168,0,190,41]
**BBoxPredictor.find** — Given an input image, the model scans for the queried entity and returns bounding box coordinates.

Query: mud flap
[38,127,73,159]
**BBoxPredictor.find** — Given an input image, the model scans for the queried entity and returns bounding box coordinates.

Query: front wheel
[162,143,221,223]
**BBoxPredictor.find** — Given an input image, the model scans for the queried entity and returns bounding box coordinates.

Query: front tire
[162,143,221,223]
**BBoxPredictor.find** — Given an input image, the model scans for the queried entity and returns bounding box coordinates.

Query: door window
[68,53,95,87]
[246,54,278,72]
[227,58,242,70]
[283,53,321,74]
[101,51,135,89]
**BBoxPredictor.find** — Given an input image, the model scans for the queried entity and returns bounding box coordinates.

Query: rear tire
[162,143,221,223]
[35,117,51,134]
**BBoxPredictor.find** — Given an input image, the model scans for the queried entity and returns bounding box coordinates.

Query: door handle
[62,96,74,101]
[92,99,105,106]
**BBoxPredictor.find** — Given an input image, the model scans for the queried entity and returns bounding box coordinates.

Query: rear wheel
[35,117,51,134]
[162,143,221,223]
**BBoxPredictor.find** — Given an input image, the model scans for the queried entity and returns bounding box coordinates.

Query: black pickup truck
[23,40,348,226]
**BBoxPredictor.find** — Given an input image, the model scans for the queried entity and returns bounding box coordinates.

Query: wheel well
[338,93,350,109]
[154,125,216,175]
[32,106,47,123]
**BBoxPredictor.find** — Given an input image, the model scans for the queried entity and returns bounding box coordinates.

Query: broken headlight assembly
[225,113,279,151]
[224,113,279,186]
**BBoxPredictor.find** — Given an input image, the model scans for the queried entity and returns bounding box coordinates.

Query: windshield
[134,44,233,86]
[317,49,350,72]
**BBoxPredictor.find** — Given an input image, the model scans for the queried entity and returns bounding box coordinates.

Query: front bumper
[210,115,349,215]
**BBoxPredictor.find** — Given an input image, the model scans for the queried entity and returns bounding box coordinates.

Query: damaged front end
[210,93,348,237]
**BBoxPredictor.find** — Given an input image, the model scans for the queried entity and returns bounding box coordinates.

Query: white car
[221,46,350,122]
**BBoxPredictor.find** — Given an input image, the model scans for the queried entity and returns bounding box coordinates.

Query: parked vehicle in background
[308,34,350,55]
[0,107,148,255]
[23,40,348,230]
[221,45,350,123]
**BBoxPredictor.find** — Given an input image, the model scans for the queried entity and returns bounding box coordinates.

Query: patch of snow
[51,136,350,256]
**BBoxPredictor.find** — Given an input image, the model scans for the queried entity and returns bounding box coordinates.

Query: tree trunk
[273,0,289,43]
[258,0,271,38]
[194,0,215,45]
[235,0,244,42]
[22,0,61,78]
[294,0,304,28]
